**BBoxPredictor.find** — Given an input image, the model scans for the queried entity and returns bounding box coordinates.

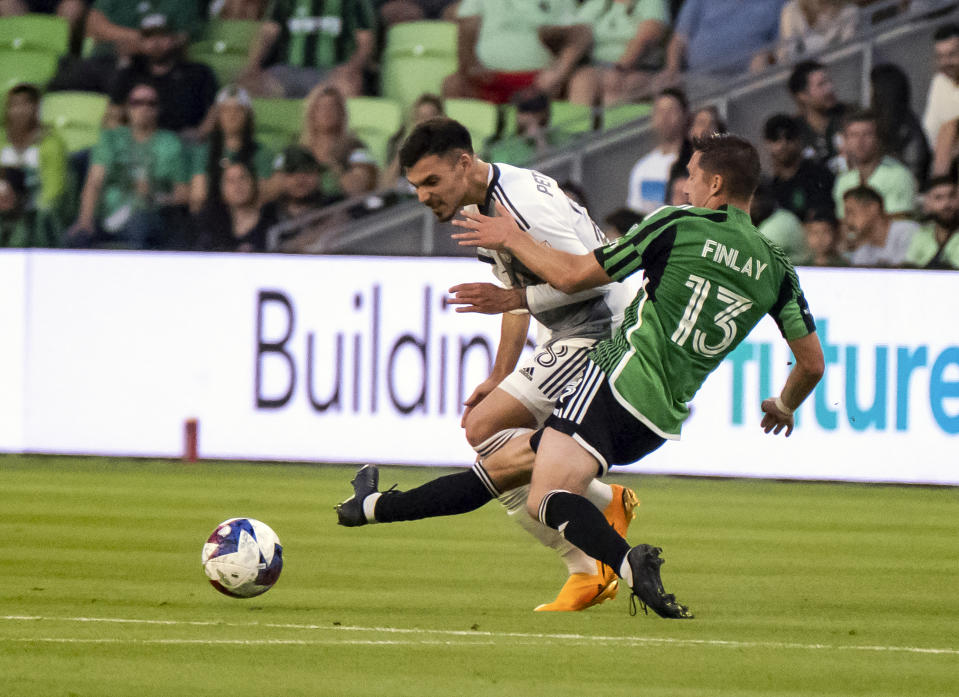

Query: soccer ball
[201,518,283,598]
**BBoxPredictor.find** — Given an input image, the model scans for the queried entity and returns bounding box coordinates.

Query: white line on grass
[2,615,958,656]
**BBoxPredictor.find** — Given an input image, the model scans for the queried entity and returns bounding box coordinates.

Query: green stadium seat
[381,20,456,111]
[601,102,653,130]
[550,101,594,136]
[0,14,69,56]
[251,97,303,152]
[0,49,58,92]
[188,19,260,86]
[445,98,499,153]
[40,91,108,152]
[345,96,402,168]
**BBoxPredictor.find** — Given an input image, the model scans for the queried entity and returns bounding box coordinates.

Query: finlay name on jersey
[701,239,768,280]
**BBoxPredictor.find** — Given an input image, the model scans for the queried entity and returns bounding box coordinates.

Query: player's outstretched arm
[761,331,826,437]
[452,201,612,294]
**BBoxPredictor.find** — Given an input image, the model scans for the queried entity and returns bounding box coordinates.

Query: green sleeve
[90,128,115,167]
[190,142,210,178]
[593,205,679,282]
[153,132,189,186]
[768,256,816,341]
[639,0,670,23]
[882,169,917,215]
[37,131,68,210]
[253,144,275,179]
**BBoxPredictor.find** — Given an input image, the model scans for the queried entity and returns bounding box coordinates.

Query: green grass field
[1,455,957,697]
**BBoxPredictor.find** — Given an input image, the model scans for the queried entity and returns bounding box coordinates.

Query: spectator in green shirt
[0,84,68,216]
[240,0,377,98]
[905,174,959,269]
[67,81,190,249]
[488,89,576,166]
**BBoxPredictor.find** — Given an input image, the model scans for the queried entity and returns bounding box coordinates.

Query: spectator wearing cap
[240,0,376,99]
[841,185,918,267]
[67,81,190,249]
[905,174,959,269]
[833,110,917,221]
[300,85,378,198]
[261,144,344,250]
[445,0,592,104]
[107,14,219,136]
[189,86,274,213]
[0,83,68,218]
[763,113,834,222]
[0,166,60,247]
[193,161,277,252]
[488,89,576,167]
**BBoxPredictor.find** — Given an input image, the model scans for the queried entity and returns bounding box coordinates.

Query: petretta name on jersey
[701,239,769,280]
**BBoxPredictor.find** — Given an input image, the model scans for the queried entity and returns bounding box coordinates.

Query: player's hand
[461,378,498,428]
[760,398,794,437]
[447,283,524,314]
[451,201,519,250]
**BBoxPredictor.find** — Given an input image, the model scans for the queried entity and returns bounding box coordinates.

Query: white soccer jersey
[476,163,632,342]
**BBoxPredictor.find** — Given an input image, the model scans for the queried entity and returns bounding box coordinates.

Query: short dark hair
[934,23,959,42]
[657,87,688,113]
[923,174,957,192]
[692,133,761,200]
[763,113,801,141]
[399,117,473,170]
[842,108,878,131]
[6,83,41,104]
[788,60,825,96]
[842,185,884,208]
[604,208,644,234]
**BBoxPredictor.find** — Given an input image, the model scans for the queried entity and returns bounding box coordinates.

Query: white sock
[618,552,633,586]
[362,492,381,524]
[583,479,613,510]
[498,484,596,575]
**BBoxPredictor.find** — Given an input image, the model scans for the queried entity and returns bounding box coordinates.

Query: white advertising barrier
[0,252,26,451]
[2,251,958,484]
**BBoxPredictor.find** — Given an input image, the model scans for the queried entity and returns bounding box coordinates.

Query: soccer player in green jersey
[450,133,825,618]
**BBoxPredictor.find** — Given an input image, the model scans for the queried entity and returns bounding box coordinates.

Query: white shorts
[498,337,597,426]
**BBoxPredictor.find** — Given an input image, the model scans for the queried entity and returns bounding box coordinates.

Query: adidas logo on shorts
[519,366,534,381]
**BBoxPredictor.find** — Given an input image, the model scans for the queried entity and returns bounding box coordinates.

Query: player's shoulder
[490,162,569,226]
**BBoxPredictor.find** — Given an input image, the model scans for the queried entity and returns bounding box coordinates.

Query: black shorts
[530,361,666,476]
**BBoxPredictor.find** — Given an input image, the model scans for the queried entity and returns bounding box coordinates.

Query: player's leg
[527,362,693,619]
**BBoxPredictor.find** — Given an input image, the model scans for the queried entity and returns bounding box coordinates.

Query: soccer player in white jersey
[336,117,636,611]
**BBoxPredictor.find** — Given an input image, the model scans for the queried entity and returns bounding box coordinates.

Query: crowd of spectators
[0,0,955,269]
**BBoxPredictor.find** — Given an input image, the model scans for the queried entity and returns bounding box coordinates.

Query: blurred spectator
[833,110,917,219]
[193,161,276,251]
[603,207,644,240]
[652,0,785,94]
[0,83,68,216]
[763,113,834,221]
[262,144,344,251]
[870,63,930,189]
[688,105,726,141]
[803,209,845,266]
[566,0,670,106]
[445,0,591,103]
[751,181,811,264]
[209,0,269,19]
[841,185,918,266]
[189,86,274,213]
[378,0,458,26]
[626,88,688,214]
[776,0,858,64]
[300,85,379,197]
[488,89,575,166]
[787,60,849,170]
[904,174,959,268]
[0,166,59,247]
[559,180,590,209]
[665,159,688,205]
[239,0,376,98]
[383,93,444,190]
[49,1,204,93]
[922,23,959,148]
[66,81,189,249]
[108,14,219,136]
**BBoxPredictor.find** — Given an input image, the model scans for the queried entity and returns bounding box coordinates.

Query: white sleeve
[525,284,604,314]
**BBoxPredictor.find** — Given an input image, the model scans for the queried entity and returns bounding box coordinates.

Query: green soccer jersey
[591,204,815,439]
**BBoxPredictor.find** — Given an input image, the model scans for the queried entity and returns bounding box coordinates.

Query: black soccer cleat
[626,544,694,619]
[335,464,380,527]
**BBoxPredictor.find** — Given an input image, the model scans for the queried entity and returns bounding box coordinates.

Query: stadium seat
[40,91,108,152]
[251,97,304,151]
[445,98,499,152]
[188,19,260,86]
[601,102,653,130]
[0,14,69,56]
[381,20,457,111]
[550,101,594,136]
[0,49,58,92]
[345,96,402,168]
